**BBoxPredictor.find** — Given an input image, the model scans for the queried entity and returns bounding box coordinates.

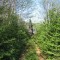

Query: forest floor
[19,37,44,60]
[35,44,44,60]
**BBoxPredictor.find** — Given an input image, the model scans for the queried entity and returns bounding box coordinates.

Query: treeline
[35,3,60,60]
[0,4,30,60]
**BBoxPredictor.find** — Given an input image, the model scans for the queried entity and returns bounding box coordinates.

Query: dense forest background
[0,0,60,60]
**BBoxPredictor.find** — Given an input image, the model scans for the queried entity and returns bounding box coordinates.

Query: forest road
[35,44,44,60]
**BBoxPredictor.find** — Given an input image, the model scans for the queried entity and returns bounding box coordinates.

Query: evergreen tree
[0,4,29,60]
[38,8,60,60]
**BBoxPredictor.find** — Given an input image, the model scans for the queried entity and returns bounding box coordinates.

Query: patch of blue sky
[16,0,45,23]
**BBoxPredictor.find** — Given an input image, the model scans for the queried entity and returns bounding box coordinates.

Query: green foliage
[0,6,29,60]
[0,1,60,60]
[34,8,60,60]
[23,38,39,60]
[25,49,38,60]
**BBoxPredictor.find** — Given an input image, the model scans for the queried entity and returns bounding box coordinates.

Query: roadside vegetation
[0,0,60,60]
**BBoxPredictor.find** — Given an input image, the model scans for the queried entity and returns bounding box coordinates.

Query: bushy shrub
[0,6,29,60]
[35,8,60,60]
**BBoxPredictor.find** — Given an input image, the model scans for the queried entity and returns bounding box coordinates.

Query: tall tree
[29,19,33,35]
